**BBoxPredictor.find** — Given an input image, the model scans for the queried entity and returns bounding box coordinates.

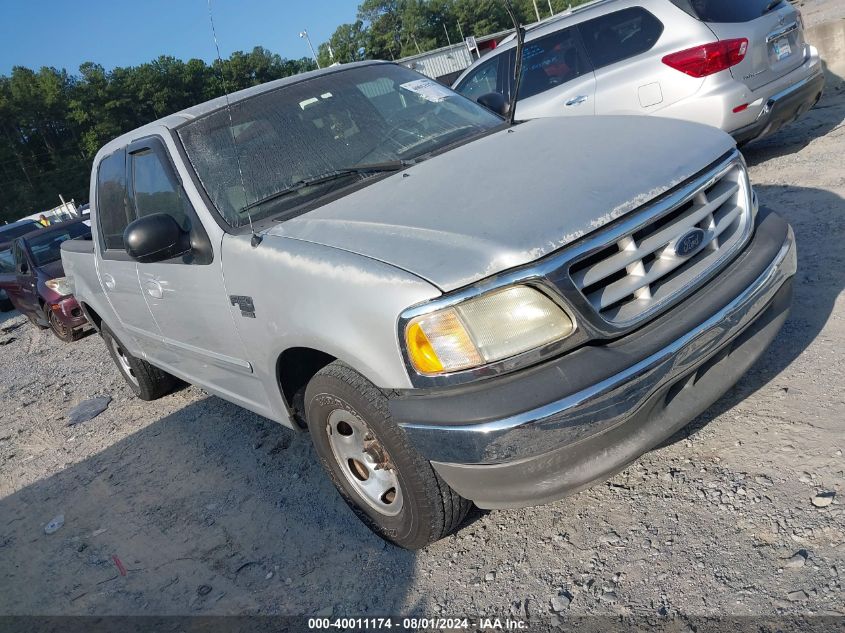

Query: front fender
[222,234,441,393]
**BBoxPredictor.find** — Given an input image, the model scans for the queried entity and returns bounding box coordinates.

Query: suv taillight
[662,39,749,78]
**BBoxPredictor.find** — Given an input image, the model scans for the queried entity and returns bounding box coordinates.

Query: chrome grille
[569,154,753,326]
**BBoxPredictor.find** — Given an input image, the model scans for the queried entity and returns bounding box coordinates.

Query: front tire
[46,306,78,343]
[101,323,176,400]
[305,361,471,549]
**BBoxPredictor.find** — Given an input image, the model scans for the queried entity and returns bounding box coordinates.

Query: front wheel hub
[326,408,403,516]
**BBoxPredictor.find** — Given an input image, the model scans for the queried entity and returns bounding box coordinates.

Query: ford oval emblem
[673,228,706,258]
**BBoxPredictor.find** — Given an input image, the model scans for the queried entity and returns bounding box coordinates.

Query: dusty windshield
[178,64,503,227]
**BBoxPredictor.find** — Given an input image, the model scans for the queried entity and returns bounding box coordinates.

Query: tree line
[1,0,587,223]
[318,0,587,65]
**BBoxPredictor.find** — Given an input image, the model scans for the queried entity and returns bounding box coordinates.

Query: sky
[0,0,361,75]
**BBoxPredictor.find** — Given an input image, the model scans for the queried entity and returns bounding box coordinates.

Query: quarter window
[96,149,131,251]
[517,27,591,100]
[579,8,664,70]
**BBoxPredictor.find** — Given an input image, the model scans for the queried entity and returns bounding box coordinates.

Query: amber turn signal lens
[406,321,444,374]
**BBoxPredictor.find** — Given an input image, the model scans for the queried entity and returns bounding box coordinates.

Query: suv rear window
[671,0,787,23]
[579,7,664,70]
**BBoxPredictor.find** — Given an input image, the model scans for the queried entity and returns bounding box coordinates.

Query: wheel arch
[79,301,103,331]
[276,346,337,429]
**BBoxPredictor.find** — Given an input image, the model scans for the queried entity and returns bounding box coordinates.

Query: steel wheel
[110,336,139,386]
[325,408,403,517]
[48,310,69,337]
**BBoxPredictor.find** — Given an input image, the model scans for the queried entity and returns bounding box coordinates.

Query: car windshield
[178,64,504,227]
[0,222,40,241]
[26,223,91,267]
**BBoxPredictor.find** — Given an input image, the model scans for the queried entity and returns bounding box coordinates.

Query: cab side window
[579,7,664,70]
[126,137,212,265]
[97,148,131,251]
[130,148,191,233]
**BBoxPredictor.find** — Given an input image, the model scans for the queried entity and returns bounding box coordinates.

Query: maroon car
[0,220,91,341]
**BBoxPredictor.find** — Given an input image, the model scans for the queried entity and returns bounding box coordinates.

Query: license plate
[773,37,792,61]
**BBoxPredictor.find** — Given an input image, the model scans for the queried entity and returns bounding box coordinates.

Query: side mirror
[476,92,509,117]
[124,213,191,263]
[18,260,28,274]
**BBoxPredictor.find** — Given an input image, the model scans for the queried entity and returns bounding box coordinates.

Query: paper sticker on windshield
[400,79,453,103]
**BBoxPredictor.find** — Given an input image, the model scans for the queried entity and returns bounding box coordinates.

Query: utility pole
[299,29,320,68]
[548,0,554,16]
[531,0,541,22]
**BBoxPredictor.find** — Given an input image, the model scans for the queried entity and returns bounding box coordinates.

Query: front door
[125,136,270,412]
[10,242,40,321]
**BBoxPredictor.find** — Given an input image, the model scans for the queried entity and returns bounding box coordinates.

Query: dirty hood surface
[267,116,735,292]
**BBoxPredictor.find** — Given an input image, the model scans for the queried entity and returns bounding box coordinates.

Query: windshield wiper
[242,160,412,212]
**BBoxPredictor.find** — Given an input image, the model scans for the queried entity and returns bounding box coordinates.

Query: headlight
[404,285,574,375]
[45,276,75,296]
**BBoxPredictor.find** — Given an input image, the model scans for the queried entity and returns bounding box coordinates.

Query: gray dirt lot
[2,40,845,629]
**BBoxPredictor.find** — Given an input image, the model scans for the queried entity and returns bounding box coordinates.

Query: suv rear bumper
[731,70,825,144]
[391,211,796,509]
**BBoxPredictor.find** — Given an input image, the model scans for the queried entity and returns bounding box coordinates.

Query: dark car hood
[266,115,736,292]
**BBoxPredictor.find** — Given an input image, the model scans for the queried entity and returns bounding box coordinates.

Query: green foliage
[0,0,590,223]
[324,0,591,60]
[0,48,315,223]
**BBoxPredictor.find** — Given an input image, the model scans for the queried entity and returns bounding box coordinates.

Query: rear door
[694,0,805,91]
[578,6,668,115]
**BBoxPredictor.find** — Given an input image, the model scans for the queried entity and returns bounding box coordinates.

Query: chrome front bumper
[396,220,797,508]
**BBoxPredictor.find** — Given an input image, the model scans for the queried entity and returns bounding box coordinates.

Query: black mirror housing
[476,92,509,117]
[124,213,191,263]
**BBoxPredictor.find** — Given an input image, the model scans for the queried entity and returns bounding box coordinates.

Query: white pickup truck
[61,61,796,549]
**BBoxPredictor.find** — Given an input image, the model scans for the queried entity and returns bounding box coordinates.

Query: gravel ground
[1,24,844,630]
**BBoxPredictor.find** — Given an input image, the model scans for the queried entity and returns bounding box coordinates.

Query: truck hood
[267,116,735,292]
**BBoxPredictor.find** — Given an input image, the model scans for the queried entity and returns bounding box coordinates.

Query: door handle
[102,273,116,290]
[143,279,163,299]
[565,95,588,107]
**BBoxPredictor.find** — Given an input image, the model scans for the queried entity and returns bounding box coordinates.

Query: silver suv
[453,0,824,144]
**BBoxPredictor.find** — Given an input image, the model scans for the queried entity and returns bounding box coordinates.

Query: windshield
[0,222,40,241]
[178,64,503,227]
[26,223,91,267]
